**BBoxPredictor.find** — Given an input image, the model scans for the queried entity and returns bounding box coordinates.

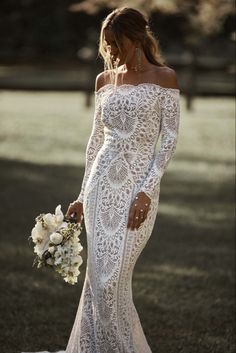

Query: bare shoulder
[155,66,179,90]
[95,71,111,91]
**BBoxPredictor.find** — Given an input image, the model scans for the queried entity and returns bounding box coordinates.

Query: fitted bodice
[100,83,163,155]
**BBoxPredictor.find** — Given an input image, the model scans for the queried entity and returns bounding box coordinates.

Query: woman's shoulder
[154,66,179,90]
[95,71,113,92]
[151,66,179,89]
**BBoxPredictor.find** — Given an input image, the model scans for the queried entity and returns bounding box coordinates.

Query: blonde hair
[98,7,166,85]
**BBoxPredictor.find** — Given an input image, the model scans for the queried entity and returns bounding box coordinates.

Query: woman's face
[104,28,136,67]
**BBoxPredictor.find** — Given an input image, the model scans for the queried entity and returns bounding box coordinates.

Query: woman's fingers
[132,208,139,230]
[128,205,143,230]
[127,192,151,230]
[135,209,147,229]
[134,209,141,230]
[76,211,83,224]
[142,207,148,223]
[66,202,84,224]
[66,204,76,218]
[140,210,145,224]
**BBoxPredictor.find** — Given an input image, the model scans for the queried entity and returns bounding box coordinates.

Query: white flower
[54,244,65,256]
[70,266,81,277]
[58,221,68,230]
[31,222,48,244]
[55,204,64,226]
[64,276,77,284]
[42,205,64,232]
[74,227,82,235]
[54,256,63,265]
[76,243,83,253]
[43,213,57,231]
[46,258,54,266]
[33,236,50,257]
[48,246,55,254]
[50,232,63,245]
[71,255,83,267]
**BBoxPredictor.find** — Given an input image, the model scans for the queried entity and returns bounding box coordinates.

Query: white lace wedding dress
[22,82,180,353]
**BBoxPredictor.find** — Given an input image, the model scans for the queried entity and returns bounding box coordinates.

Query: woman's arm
[76,79,105,203]
[139,87,180,200]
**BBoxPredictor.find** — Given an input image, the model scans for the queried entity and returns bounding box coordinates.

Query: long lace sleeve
[76,92,104,203]
[139,88,180,200]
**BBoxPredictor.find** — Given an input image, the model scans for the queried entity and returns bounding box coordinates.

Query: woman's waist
[86,144,156,194]
[96,143,155,180]
[98,149,154,170]
[100,140,155,160]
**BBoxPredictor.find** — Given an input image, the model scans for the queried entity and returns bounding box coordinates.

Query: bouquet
[28,204,83,285]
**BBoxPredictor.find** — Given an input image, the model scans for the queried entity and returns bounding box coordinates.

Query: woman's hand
[127,192,151,230]
[66,200,84,225]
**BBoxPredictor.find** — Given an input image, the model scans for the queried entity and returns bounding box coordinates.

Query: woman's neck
[124,49,153,73]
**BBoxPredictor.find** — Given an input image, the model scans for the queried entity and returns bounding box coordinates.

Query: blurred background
[0,1,235,353]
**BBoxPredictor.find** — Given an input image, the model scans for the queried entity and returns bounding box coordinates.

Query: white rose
[48,246,55,254]
[50,232,63,245]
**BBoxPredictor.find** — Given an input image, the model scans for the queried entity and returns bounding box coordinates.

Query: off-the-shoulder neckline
[95,82,180,94]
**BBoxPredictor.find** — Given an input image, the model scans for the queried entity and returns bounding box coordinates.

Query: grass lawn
[0,91,235,353]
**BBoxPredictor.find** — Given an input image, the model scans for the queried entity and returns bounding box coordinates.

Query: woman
[64,7,180,353]
[65,7,180,353]
[24,6,180,353]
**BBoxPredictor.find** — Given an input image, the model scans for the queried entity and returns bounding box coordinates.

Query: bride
[23,6,180,353]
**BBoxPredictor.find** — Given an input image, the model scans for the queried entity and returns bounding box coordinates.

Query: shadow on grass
[0,157,235,353]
